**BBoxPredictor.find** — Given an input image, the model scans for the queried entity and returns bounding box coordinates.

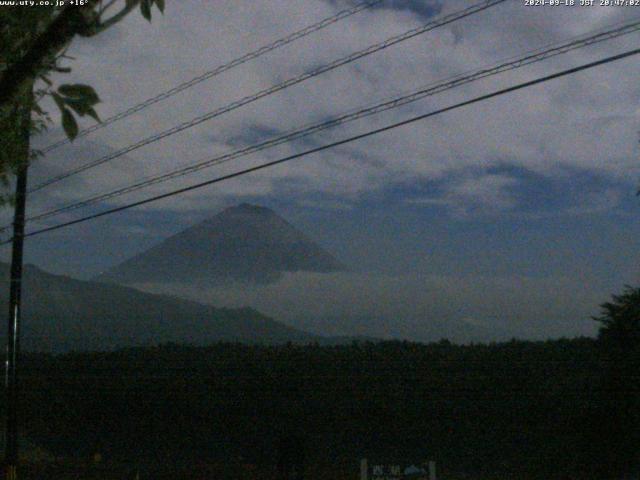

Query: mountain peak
[97,204,345,286]
[224,203,273,215]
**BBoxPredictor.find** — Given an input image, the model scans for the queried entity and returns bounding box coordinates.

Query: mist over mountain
[134,271,602,343]
[0,263,348,352]
[96,203,346,287]
[89,205,603,343]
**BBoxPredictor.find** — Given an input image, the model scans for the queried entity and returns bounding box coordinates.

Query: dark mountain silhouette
[96,203,346,286]
[0,262,346,353]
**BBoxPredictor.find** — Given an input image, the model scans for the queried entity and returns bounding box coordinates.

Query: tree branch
[99,0,119,15]
[93,0,141,35]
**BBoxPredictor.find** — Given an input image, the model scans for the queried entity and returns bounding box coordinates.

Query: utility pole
[3,88,32,480]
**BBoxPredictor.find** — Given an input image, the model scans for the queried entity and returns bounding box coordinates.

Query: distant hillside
[96,203,346,287]
[0,263,332,352]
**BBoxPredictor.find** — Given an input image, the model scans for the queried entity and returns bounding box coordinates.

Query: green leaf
[64,98,91,116]
[140,0,151,21]
[86,107,101,123]
[155,0,165,13]
[58,84,100,104]
[63,98,101,123]
[51,92,65,111]
[61,108,78,141]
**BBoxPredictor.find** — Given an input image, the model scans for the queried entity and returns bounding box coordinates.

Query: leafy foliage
[590,286,640,478]
[593,285,640,350]
[0,0,165,196]
[52,83,101,140]
[131,0,165,21]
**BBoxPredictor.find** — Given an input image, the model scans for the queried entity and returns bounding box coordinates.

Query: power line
[8,46,640,244]
[39,0,385,154]
[29,0,507,194]
[20,17,640,226]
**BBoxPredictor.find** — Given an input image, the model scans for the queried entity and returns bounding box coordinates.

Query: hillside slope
[0,263,323,352]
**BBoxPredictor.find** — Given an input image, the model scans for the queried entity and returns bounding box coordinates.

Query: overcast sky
[4,0,640,339]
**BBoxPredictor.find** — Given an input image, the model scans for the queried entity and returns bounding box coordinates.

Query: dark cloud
[324,0,442,19]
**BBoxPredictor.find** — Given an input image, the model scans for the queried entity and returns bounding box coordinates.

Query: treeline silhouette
[7,333,638,479]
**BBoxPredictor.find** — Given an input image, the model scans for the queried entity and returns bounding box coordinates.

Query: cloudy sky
[4,0,640,340]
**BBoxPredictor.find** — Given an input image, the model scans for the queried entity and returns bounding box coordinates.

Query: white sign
[360,459,435,480]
